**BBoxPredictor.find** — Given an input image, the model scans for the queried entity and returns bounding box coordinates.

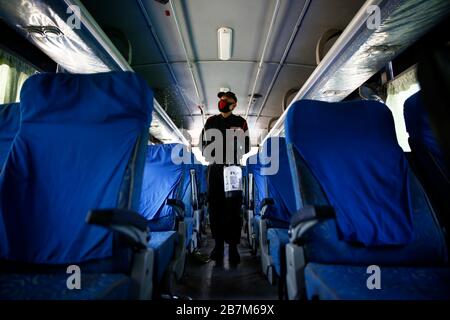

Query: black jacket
[200,114,250,165]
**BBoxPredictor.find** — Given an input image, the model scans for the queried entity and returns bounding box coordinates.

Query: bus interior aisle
[172,230,278,300]
[0,0,450,308]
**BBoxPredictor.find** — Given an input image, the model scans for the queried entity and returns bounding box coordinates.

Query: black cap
[217,91,237,103]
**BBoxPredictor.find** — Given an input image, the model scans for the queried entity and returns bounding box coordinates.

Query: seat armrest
[259,198,274,218]
[289,205,335,244]
[166,199,185,221]
[86,209,150,249]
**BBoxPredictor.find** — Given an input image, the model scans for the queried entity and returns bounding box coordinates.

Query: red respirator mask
[218,99,234,113]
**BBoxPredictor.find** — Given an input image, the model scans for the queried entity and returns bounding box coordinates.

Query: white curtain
[0,50,36,104]
[386,66,421,152]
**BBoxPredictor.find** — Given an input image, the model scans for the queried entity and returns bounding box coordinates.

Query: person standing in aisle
[201,91,250,265]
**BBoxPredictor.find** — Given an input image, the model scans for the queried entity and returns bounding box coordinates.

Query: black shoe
[210,246,224,262]
[229,245,241,265]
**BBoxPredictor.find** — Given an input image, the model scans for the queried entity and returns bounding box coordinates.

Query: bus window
[0,49,36,104]
[386,66,421,152]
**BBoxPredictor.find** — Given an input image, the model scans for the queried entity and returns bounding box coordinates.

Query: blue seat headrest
[139,143,187,223]
[285,99,414,246]
[260,137,296,224]
[0,72,153,264]
[20,72,152,124]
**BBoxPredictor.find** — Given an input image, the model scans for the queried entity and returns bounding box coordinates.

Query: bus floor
[172,230,278,300]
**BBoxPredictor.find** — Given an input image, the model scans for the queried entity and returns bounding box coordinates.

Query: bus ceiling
[0,0,449,147]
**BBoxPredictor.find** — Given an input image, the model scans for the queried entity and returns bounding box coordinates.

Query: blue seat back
[285,99,447,265]
[295,155,448,265]
[0,103,20,168]
[405,91,448,178]
[246,153,266,216]
[260,137,296,228]
[140,143,192,231]
[286,99,415,246]
[0,72,153,265]
[404,92,450,233]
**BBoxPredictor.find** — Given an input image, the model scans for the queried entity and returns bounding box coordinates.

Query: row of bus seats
[244,94,450,300]
[243,137,296,297]
[191,159,208,249]
[0,71,207,300]
[139,143,192,293]
[284,97,450,300]
[244,153,265,255]
[259,137,296,295]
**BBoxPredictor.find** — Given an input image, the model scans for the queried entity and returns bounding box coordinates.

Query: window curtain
[386,66,421,152]
[0,50,36,104]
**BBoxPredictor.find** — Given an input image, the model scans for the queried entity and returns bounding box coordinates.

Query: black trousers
[207,164,242,245]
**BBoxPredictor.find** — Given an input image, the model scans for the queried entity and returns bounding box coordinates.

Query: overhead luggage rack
[0,0,189,145]
[264,0,450,143]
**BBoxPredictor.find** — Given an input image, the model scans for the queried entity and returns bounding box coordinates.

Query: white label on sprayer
[223,166,243,193]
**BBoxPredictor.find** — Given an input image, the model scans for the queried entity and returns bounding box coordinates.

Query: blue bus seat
[404,91,450,246]
[305,263,450,300]
[181,152,198,252]
[0,72,154,300]
[284,99,449,300]
[147,231,177,285]
[0,273,132,300]
[267,228,290,277]
[258,137,296,287]
[245,153,265,254]
[189,159,206,250]
[139,143,194,284]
